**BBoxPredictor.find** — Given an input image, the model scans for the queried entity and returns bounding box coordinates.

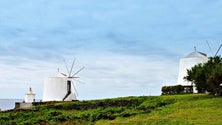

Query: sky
[0,0,222,100]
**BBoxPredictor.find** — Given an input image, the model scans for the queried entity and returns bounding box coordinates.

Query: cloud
[0,56,63,99]
[0,0,222,100]
[73,52,178,99]
[0,51,178,99]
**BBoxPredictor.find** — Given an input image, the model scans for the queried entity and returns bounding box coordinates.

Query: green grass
[0,94,221,125]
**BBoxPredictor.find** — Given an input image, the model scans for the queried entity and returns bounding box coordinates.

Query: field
[0,94,222,124]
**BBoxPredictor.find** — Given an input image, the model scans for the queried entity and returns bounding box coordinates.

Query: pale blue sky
[0,0,221,99]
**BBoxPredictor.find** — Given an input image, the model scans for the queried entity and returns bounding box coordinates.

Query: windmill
[177,46,208,93]
[42,59,85,102]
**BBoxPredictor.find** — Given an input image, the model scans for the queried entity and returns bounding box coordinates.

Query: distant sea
[0,99,23,111]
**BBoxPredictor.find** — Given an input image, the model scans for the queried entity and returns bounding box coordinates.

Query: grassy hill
[0,94,222,124]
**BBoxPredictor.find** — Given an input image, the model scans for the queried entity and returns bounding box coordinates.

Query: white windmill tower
[42,59,84,101]
[177,43,222,93]
[177,47,208,86]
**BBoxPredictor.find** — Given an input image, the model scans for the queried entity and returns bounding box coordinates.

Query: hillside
[0,94,222,124]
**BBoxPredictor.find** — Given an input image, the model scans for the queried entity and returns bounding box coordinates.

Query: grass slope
[0,94,221,125]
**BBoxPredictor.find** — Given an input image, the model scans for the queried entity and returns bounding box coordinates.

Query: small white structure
[42,73,77,101]
[25,87,36,103]
[15,87,36,109]
[177,50,208,92]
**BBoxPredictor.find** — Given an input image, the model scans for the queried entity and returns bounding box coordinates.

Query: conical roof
[184,51,207,58]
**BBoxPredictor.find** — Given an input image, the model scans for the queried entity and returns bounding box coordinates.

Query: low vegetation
[161,85,193,95]
[0,94,222,124]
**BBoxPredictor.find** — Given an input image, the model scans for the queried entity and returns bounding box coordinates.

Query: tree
[185,63,207,93]
[184,56,222,96]
[207,63,222,96]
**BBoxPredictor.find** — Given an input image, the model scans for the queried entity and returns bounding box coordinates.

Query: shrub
[161,85,191,95]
